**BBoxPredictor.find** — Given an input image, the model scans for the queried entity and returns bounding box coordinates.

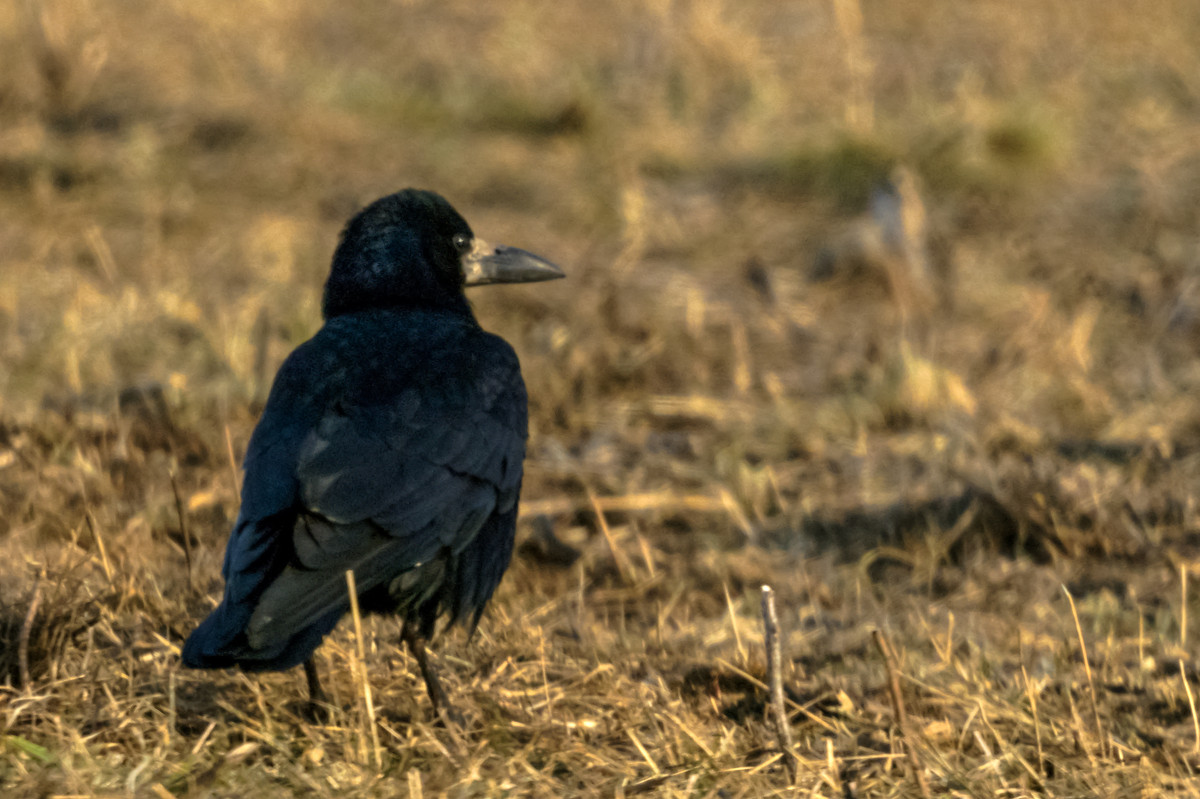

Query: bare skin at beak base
[462,238,565,286]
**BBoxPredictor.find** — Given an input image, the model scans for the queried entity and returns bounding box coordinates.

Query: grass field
[4,0,1200,795]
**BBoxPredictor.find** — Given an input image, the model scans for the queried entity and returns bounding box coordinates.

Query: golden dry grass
[4,0,1200,796]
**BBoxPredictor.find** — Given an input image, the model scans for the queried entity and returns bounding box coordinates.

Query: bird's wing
[239,329,527,652]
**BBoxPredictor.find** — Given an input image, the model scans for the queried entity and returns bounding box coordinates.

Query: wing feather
[183,311,527,670]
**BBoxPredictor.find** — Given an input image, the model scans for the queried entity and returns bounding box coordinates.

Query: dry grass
[3,0,1200,795]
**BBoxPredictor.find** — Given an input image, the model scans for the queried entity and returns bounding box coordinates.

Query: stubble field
[3,1,1200,796]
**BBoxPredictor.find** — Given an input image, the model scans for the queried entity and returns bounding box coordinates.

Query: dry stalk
[169,469,193,593]
[824,738,843,794]
[872,629,932,799]
[634,529,657,578]
[19,574,44,689]
[760,585,797,784]
[84,511,114,587]
[190,720,217,757]
[1182,564,1189,647]
[718,488,758,544]
[1062,585,1107,758]
[625,725,661,775]
[519,492,727,518]
[1018,632,1044,775]
[1181,660,1200,754]
[224,424,241,497]
[345,569,382,771]
[588,488,635,583]
[715,657,837,734]
[168,669,177,746]
[1064,689,1097,768]
[1138,610,1145,672]
[724,583,746,662]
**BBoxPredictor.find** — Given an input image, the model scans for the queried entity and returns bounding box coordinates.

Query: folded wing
[182,315,526,670]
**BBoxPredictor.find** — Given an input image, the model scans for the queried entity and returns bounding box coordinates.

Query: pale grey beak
[462,238,564,286]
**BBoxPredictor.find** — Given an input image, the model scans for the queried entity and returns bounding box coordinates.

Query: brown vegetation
[3,0,1200,795]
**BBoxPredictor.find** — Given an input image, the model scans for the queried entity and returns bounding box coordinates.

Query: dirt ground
[3,1,1200,796]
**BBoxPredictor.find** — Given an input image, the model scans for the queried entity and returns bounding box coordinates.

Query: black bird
[182,189,563,717]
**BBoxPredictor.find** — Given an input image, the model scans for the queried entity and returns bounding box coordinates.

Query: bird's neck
[322,291,476,321]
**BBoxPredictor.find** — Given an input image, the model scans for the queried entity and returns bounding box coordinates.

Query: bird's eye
[452,234,472,253]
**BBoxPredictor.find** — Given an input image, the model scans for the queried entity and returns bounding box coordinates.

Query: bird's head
[322,189,563,318]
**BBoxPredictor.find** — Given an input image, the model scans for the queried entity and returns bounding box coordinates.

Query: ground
[3,1,1200,796]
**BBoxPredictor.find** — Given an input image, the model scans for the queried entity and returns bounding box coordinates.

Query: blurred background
[3,0,1200,794]
[3,0,1198,433]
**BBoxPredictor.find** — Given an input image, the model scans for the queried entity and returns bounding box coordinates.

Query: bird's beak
[462,238,565,286]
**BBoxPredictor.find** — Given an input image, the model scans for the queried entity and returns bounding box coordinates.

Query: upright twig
[345,570,382,771]
[169,469,193,592]
[873,629,932,799]
[760,585,797,783]
[1180,660,1200,754]
[19,574,44,690]
[1062,585,1107,758]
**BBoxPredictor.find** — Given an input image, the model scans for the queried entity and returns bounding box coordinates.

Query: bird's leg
[303,657,329,721]
[401,623,461,725]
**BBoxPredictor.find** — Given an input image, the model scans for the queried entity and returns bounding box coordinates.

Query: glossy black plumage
[181,189,561,701]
